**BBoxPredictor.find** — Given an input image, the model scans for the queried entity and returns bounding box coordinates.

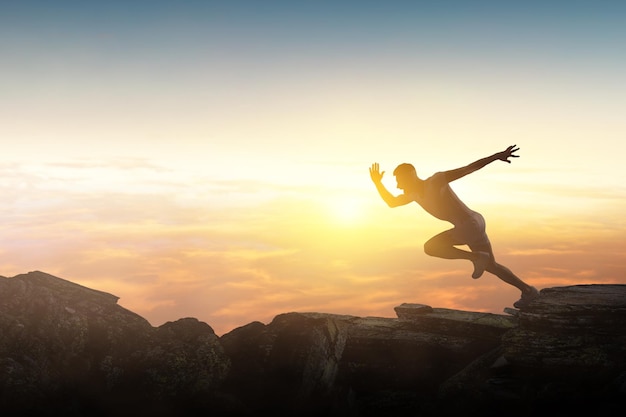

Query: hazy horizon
[2,1,625,335]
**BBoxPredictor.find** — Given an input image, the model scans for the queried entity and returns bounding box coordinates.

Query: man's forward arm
[369,163,412,208]
[373,181,412,208]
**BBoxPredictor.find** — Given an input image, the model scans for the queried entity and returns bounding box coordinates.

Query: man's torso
[408,172,476,224]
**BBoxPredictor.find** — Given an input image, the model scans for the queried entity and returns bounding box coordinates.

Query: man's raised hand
[497,145,520,163]
[369,163,385,183]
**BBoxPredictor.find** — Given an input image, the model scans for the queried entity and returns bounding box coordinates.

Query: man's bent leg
[424,231,472,260]
[424,231,492,278]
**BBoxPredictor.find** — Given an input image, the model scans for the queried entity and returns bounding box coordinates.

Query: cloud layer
[1,161,624,335]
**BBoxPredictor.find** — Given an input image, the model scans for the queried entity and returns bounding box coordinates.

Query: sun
[326,195,366,226]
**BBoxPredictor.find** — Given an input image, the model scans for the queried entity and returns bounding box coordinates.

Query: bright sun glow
[326,195,366,226]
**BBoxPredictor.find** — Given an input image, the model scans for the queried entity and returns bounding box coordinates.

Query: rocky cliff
[0,272,229,416]
[1,271,625,416]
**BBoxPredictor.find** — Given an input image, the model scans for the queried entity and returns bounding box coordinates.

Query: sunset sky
[1,1,625,335]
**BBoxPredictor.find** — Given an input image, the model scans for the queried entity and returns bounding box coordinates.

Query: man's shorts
[449,211,491,250]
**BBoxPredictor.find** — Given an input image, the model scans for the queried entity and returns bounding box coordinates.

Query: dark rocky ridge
[1,271,625,416]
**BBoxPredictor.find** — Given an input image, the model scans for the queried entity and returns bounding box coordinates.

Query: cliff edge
[1,271,625,416]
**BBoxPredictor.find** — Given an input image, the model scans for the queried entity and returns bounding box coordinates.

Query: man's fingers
[369,163,385,182]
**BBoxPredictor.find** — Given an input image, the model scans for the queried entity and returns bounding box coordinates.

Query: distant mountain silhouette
[1,271,625,416]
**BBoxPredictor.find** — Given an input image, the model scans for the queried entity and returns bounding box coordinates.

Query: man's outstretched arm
[369,163,412,208]
[443,145,520,183]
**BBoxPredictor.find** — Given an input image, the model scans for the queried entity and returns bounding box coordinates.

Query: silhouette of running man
[370,145,539,308]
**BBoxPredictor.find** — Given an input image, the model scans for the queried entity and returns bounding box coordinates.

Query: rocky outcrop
[1,272,625,416]
[0,271,229,416]
[219,305,518,415]
[496,285,626,415]
[435,285,626,416]
[220,312,353,415]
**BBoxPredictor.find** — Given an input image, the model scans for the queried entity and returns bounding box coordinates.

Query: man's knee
[423,240,438,257]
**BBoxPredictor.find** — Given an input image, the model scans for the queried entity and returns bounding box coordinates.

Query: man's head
[393,163,418,191]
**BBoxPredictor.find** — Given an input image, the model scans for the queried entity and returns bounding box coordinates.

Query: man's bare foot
[471,251,490,279]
